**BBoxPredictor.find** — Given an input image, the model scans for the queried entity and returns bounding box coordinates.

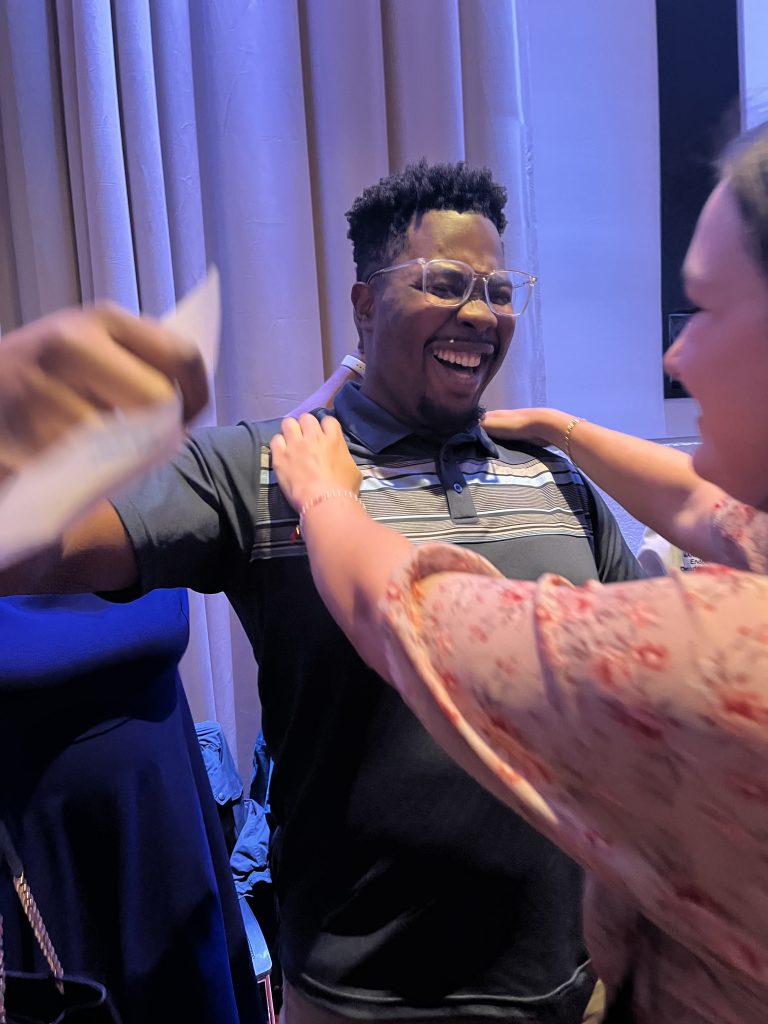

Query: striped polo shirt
[253,382,634,589]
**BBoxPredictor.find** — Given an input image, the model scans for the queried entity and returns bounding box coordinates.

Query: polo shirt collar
[333,381,498,459]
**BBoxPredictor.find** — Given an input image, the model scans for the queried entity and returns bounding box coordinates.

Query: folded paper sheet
[0,268,220,572]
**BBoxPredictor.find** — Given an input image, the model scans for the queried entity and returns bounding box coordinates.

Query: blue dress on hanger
[0,591,262,1023]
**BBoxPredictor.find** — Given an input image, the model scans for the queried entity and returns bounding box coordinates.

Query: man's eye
[489,286,513,305]
[428,277,465,299]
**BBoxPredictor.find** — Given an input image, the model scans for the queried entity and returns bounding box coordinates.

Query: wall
[523,0,765,549]
[524,0,671,442]
[741,0,768,127]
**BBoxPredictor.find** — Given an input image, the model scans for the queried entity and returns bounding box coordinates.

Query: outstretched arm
[270,413,412,678]
[483,408,726,562]
[0,304,208,594]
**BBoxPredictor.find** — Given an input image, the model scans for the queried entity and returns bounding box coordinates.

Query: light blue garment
[195,720,244,806]
[194,722,272,894]
[250,730,274,811]
[231,798,272,896]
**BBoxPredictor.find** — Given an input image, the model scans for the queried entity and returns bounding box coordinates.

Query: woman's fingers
[320,414,344,441]
[271,415,361,512]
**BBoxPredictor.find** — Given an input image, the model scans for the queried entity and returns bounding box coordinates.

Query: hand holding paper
[0,269,220,572]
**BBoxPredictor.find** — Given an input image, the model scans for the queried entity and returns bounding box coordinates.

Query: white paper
[0,267,220,572]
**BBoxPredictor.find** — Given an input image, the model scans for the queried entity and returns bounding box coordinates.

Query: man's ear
[351,282,375,335]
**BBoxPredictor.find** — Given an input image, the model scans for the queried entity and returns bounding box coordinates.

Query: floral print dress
[382,497,768,1024]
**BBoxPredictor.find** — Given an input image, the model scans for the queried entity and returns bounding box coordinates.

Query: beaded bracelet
[296,489,361,538]
[563,417,584,461]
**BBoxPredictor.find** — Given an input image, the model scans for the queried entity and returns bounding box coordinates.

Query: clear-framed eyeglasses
[365,257,537,318]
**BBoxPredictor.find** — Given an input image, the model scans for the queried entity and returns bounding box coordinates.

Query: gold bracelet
[563,417,584,461]
[296,489,360,538]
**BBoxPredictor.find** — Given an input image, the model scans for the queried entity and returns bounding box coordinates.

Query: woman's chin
[691,442,719,486]
[693,444,768,510]
[691,443,731,495]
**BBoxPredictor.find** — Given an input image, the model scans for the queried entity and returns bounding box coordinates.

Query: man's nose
[456,293,498,332]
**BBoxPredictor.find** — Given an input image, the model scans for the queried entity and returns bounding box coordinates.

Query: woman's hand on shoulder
[270,413,362,512]
[483,408,570,449]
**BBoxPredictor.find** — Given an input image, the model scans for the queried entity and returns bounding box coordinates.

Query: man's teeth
[433,347,482,368]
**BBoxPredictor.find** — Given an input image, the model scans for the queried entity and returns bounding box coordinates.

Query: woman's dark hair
[719,120,768,278]
[346,159,507,282]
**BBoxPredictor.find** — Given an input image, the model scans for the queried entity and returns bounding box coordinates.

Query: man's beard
[416,397,485,437]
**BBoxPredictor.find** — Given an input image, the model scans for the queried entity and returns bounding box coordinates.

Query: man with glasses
[1,161,637,1023]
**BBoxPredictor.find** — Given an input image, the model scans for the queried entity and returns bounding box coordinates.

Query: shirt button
[453,483,463,493]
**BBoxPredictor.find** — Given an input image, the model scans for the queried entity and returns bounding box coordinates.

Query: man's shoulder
[489,438,582,475]
[188,418,275,458]
[184,413,365,485]
[251,415,287,440]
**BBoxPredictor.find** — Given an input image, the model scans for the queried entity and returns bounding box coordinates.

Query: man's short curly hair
[346,159,507,282]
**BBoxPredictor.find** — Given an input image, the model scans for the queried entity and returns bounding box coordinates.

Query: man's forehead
[404,209,504,266]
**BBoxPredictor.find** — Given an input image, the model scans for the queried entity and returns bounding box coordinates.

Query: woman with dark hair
[270,122,768,1023]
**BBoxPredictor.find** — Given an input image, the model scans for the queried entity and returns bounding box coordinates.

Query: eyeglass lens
[424,260,528,316]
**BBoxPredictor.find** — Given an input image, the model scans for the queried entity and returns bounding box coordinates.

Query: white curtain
[0,0,542,774]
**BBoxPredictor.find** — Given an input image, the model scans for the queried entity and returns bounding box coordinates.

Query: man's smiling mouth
[429,339,494,376]
[433,347,482,370]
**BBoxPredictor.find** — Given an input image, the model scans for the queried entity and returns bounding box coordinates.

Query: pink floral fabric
[383,495,768,1024]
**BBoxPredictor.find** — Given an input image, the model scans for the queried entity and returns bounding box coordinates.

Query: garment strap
[0,819,64,1014]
